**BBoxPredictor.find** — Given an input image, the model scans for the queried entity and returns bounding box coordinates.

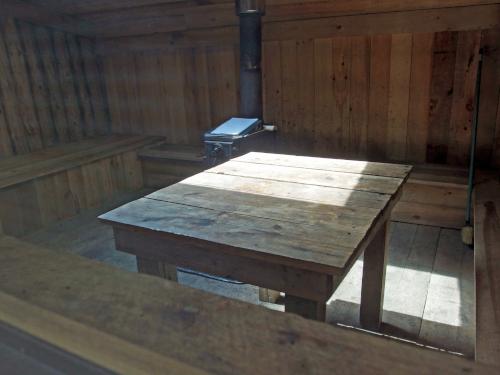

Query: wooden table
[100,152,412,328]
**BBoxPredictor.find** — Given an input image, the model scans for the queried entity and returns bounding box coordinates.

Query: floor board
[22,200,474,357]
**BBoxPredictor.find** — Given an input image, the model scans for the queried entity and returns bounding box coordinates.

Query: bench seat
[0,135,163,236]
[474,179,500,366]
[0,235,494,374]
[137,143,204,188]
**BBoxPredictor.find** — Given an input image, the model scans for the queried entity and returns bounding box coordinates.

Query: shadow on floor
[327,299,473,358]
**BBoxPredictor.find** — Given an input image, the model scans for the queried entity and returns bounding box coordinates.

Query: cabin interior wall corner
[0,16,111,158]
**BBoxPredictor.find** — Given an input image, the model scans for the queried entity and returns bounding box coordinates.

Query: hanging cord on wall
[461,48,484,246]
[177,267,246,285]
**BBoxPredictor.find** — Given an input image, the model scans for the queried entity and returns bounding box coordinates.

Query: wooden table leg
[284,295,326,321]
[136,257,178,282]
[360,220,389,331]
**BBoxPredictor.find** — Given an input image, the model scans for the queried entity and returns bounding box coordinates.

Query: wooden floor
[22,193,474,358]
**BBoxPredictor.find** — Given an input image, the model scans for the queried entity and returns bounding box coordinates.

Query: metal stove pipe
[236,0,265,119]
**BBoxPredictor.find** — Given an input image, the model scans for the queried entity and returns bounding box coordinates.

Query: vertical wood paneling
[262,40,282,143]
[206,46,239,129]
[447,31,481,165]
[296,39,315,153]
[99,28,499,168]
[192,48,213,138]
[102,56,124,134]
[52,30,84,141]
[79,37,111,136]
[0,20,31,154]
[476,29,500,167]
[33,25,70,143]
[349,36,370,158]
[66,34,96,137]
[494,95,500,168]
[427,32,457,164]
[3,20,43,152]
[368,34,391,160]
[280,40,299,151]
[17,21,56,148]
[0,18,109,158]
[0,98,13,157]
[332,37,351,157]
[407,33,433,163]
[125,54,142,135]
[182,49,199,143]
[313,38,333,156]
[386,33,412,161]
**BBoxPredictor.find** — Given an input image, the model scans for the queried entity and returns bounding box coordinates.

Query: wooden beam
[22,0,190,15]
[263,4,500,41]
[96,4,500,54]
[96,26,238,55]
[265,0,500,22]
[83,2,236,38]
[55,0,500,38]
[0,0,93,37]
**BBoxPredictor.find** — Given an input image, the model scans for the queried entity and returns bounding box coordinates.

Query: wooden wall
[263,29,500,167]
[101,26,500,168]
[0,17,110,158]
[101,46,239,145]
[8,0,493,168]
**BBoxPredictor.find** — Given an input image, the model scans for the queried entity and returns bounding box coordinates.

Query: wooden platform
[0,235,493,374]
[22,192,475,357]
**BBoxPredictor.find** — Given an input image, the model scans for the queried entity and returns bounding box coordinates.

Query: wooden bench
[0,135,162,237]
[0,235,495,374]
[138,143,205,188]
[474,178,500,366]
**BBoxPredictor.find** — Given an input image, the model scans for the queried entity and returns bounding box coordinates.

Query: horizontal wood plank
[208,160,404,194]
[100,197,359,271]
[148,182,377,229]
[0,135,163,189]
[182,172,391,209]
[235,152,412,178]
[115,228,337,300]
[0,235,493,374]
[263,4,500,42]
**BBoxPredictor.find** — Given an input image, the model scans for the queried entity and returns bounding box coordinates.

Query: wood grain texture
[0,235,495,374]
[0,135,159,236]
[99,26,500,168]
[406,33,433,163]
[474,179,500,366]
[0,17,110,158]
[26,0,499,39]
[101,154,410,275]
[360,220,389,330]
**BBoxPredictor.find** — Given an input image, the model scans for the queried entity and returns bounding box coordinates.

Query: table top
[100,152,412,274]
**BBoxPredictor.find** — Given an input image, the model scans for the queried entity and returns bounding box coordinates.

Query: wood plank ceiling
[12,0,500,39]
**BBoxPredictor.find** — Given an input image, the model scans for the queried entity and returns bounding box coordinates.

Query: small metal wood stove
[204,0,276,166]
